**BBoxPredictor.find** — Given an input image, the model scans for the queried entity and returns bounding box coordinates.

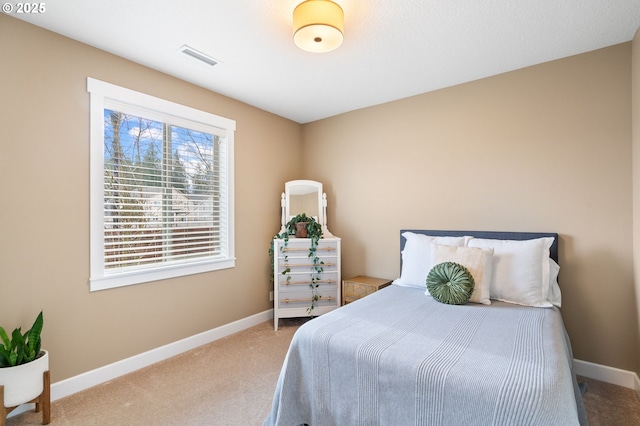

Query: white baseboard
[8,309,273,419]
[574,358,640,397]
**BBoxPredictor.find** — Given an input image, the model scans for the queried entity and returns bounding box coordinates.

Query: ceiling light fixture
[293,0,344,53]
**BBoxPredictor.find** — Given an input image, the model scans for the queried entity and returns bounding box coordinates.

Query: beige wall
[303,43,637,371]
[0,15,301,382]
[632,27,640,374]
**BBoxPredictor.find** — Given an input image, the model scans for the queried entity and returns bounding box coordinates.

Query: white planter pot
[0,350,49,408]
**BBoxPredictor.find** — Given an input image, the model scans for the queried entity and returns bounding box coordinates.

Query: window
[88,78,235,291]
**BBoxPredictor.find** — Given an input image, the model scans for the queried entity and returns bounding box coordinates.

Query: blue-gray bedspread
[264,284,587,425]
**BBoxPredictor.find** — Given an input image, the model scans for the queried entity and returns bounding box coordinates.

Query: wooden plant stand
[0,370,50,426]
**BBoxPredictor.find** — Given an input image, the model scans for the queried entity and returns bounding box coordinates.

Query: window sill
[89,258,236,291]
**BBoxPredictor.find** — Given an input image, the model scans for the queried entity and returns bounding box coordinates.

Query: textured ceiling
[12,0,640,123]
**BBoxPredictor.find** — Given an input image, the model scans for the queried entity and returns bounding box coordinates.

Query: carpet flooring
[6,318,640,425]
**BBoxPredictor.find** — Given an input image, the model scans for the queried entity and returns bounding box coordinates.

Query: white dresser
[273,236,341,330]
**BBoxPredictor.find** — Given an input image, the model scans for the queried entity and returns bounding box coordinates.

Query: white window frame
[87,77,235,291]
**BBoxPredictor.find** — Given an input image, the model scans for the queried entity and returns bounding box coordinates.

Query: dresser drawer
[278,287,338,309]
[277,255,339,273]
[277,270,338,287]
[277,238,339,257]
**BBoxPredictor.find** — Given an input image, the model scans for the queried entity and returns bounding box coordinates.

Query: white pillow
[393,232,470,289]
[548,259,561,307]
[430,244,493,305]
[467,237,554,307]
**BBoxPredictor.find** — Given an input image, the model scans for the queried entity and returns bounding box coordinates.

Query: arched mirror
[281,180,333,237]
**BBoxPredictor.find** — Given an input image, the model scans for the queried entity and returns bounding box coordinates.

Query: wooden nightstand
[342,276,392,305]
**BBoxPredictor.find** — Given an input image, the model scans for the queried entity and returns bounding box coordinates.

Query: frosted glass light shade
[293,0,344,53]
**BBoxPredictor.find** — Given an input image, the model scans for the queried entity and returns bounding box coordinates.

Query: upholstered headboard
[400,230,559,263]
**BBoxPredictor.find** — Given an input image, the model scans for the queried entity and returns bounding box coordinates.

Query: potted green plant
[0,311,49,419]
[269,214,324,314]
[283,212,316,238]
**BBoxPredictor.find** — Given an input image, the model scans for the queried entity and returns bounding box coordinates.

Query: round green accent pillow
[426,262,475,305]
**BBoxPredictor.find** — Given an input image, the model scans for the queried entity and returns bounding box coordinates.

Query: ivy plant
[269,213,324,314]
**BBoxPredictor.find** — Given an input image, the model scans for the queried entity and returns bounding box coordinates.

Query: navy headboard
[400,230,559,264]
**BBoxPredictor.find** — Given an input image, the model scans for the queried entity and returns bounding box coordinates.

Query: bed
[263,230,588,425]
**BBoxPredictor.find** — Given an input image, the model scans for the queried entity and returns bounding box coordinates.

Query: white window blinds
[88,78,235,291]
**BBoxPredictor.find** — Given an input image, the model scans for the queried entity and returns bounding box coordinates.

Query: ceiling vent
[178,45,220,67]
